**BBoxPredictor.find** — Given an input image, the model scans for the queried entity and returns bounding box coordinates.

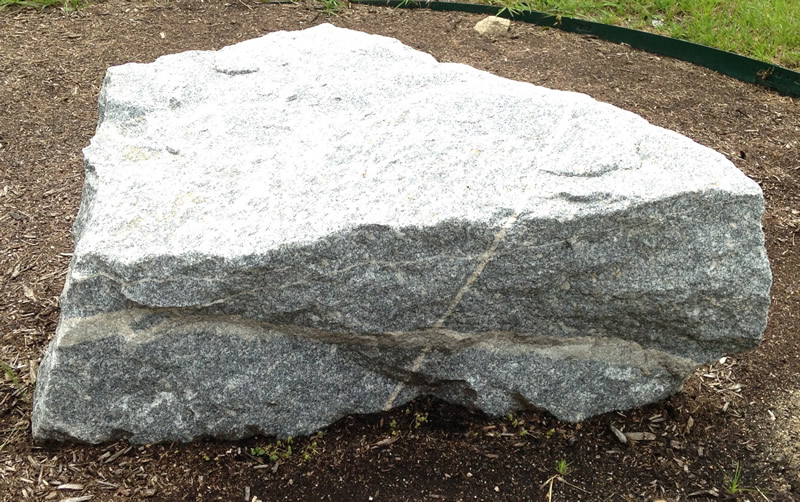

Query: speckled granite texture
[33,24,771,444]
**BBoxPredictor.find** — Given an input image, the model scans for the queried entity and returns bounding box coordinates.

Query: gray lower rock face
[33,24,771,444]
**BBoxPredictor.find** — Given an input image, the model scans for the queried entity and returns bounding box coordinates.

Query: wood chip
[373,436,400,448]
[688,488,719,497]
[624,432,656,441]
[609,424,627,444]
[22,284,36,301]
[61,497,93,502]
[57,483,84,490]
[685,416,694,434]
[104,445,132,463]
[29,359,38,384]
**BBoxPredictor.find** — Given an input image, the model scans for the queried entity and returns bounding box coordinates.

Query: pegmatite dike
[33,24,771,444]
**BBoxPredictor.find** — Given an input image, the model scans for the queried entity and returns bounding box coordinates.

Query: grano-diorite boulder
[32,24,772,444]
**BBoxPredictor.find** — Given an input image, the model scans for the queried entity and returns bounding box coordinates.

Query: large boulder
[33,24,771,444]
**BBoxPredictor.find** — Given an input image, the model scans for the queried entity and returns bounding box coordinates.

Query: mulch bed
[1,0,799,500]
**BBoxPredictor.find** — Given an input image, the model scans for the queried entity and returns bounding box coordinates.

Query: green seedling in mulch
[302,432,324,462]
[545,427,556,439]
[726,463,744,494]
[389,419,399,436]
[541,459,588,501]
[413,412,428,429]
[721,463,774,498]
[251,436,294,462]
[506,413,530,437]
[507,413,520,428]
[724,463,763,496]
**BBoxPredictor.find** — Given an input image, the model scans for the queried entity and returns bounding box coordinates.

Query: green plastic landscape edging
[350,0,800,97]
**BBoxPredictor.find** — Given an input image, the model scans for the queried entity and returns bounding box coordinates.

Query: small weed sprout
[507,413,519,428]
[390,419,399,436]
[250,437,295,462]
[555,459,570,476]
[545,428,556,439]
[303,432,324,462]
[721,463,772,497]
[726,463,743,494]
[413,412,428,429]
[506,413,530,437]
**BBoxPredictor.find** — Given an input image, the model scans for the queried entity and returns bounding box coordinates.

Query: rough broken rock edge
[32,24,772,444]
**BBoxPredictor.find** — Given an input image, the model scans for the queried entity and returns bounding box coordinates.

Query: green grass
[0,0,85,10]
[485,0,800,69]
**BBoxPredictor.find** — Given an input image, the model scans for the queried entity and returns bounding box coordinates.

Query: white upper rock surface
[80,24,755,262]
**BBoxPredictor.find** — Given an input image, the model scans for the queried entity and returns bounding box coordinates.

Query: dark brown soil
[1,1,799,500]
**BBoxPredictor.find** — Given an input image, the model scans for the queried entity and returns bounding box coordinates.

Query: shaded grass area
[2,0,799,70]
